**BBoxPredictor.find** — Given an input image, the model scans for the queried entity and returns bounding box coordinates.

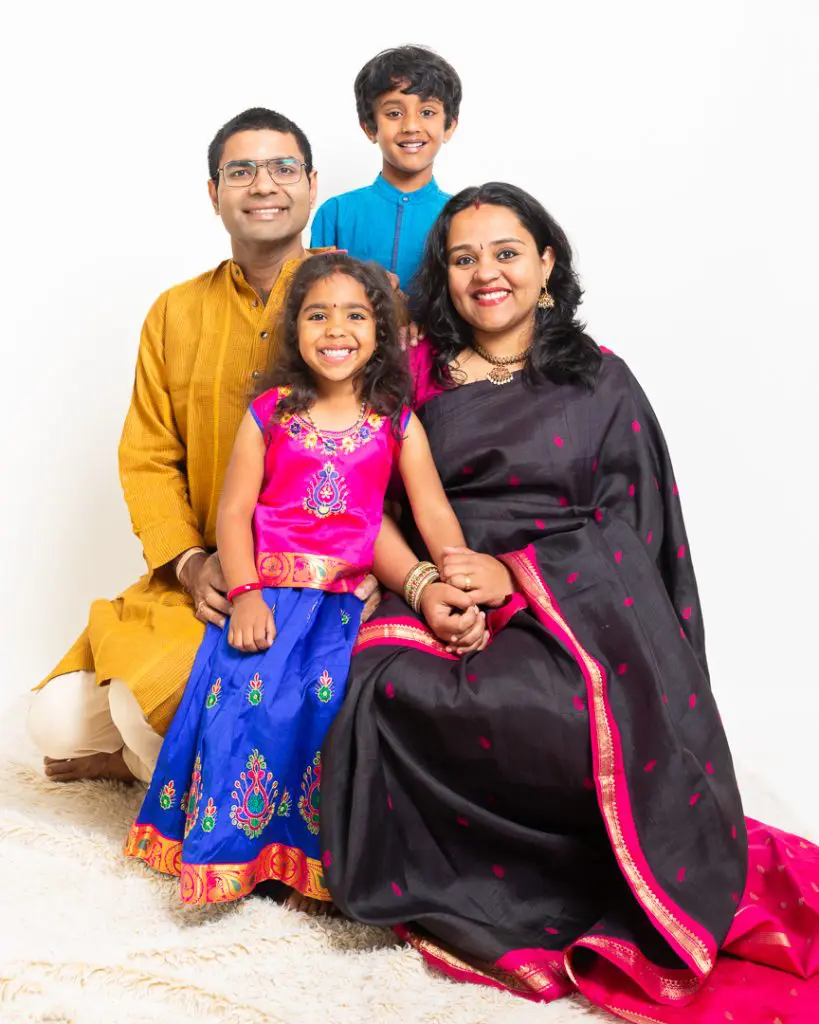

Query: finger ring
[464,575,472,592]
[197,600,206,615]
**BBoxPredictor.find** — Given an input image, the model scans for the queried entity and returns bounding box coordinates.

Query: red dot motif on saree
[623,597,634,607]
[535,519,545,529]
[632,420,641,433]
[706,762,715,775]
[689,793,701,807]
[457,816,470,827]
[392,882,403,896]
[554,436,564,448]
[644,760,657,772]
[681,606,693,620]
[689,694,698,709]
[614,550,623,563]
[616,663,628,675]
[567,572,579,584]
[573,695,586,712]
[479,736,492,750]
[385,682,395,699]
[628,483,636,497]
[677,867,687,882]
[492,864,506,879]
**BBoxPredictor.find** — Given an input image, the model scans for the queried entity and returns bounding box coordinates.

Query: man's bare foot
[43,749,137,783]
[284,889,336,916]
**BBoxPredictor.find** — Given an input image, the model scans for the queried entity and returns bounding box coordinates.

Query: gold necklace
[301,399,367,447]
[470,340,532,386]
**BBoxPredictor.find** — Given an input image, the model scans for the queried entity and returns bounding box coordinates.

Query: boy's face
[363,85,456,176]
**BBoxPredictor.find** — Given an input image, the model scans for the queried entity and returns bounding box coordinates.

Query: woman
[321,184,819,1021]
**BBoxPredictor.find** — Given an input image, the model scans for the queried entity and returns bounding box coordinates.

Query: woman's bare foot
[284,889,336,916]
[44,749,136,783]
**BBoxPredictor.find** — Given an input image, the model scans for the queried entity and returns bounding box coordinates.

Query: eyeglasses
[218,158,306,188]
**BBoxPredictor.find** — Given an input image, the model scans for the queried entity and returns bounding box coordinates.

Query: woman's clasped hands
[419,546,516,656]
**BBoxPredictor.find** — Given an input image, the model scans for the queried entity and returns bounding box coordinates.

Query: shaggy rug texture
[0,697,812,1024]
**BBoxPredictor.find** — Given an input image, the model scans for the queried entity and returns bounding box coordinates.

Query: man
[28,108,355,783]
[28,107,482,785]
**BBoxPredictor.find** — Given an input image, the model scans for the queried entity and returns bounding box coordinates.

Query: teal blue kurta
[310,175,449,294]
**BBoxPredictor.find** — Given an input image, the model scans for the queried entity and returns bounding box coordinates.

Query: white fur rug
[0,698,811,1024]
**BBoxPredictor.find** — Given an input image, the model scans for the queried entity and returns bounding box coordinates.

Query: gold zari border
[502,551,713,975]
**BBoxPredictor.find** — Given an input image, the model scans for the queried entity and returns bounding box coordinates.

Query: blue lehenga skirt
[124,587,362,904]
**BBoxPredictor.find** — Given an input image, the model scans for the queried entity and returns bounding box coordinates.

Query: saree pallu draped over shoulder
[321,348,819,1023]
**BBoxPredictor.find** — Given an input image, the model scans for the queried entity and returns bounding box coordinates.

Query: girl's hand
[440,547,515,608]
[228,592,276,652]
[420,582,489,654]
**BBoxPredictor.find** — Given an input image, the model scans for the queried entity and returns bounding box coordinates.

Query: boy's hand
[228,592,276,652]
[398,322,420,350]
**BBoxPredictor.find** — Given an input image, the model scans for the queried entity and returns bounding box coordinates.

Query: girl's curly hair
[262,252,410,435]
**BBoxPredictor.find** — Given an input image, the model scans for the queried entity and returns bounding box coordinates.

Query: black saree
[320,349,819,1022]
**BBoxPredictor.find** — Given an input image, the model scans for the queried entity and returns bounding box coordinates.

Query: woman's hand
[420,581,489,654]
[228,592,276,652]
[440,547,515,608]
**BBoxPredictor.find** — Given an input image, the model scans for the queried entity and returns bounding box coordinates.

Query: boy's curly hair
[355,45,462,132]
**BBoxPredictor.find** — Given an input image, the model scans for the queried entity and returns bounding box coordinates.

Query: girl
[124,253,477,912]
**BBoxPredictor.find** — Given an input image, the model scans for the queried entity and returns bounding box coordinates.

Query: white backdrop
[1,0,817,818]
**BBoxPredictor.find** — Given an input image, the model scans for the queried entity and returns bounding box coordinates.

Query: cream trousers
[27,671,162,784]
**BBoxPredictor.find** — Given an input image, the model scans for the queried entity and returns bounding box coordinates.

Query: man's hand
[179,552,231,628]
[355,573,382,623]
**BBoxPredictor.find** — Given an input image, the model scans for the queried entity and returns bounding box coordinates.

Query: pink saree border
[500,545,717,977]
[353,617,459,660]
[393,925,572,1002]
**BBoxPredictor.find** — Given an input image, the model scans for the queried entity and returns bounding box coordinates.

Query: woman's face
[446,203,554,346]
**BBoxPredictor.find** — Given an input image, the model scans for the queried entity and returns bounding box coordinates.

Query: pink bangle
[227,582,264,602]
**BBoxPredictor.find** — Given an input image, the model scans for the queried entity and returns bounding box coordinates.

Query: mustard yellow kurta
[41,256,316,733]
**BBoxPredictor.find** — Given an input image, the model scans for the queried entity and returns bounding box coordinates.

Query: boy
[311,45,461,294]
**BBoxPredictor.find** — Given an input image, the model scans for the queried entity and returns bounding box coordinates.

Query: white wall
[2,0,817,821]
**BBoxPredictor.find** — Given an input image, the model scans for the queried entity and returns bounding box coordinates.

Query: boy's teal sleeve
[310,199,337,248]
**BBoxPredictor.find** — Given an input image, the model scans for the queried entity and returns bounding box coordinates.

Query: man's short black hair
[207,108,313,183]
[355,46,462,132]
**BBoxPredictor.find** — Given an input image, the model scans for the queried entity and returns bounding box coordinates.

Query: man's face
[208,130,317,247]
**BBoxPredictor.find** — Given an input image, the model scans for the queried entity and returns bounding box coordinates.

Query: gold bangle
[403,561,439,613]
[412,571,439,614]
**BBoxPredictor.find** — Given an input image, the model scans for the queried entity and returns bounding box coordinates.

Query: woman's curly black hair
[411,182,602,390]
[263,252,410,435]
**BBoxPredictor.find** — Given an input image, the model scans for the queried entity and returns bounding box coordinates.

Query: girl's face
[297,273,377,391]
[446,203,554,346]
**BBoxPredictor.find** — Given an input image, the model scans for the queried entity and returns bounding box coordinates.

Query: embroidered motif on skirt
[299,752,322,835]
[231,749,278,839]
